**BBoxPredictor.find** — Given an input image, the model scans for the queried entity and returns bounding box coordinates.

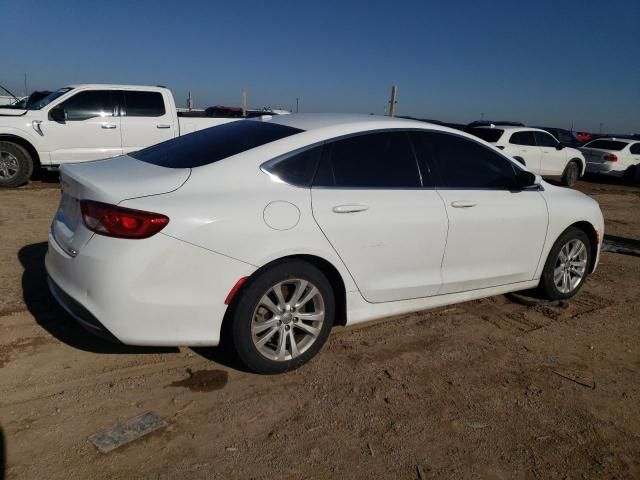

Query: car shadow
[1,425,5,480]
[581,173,637,187]
[19,242,177,355]
[30,168,60,184]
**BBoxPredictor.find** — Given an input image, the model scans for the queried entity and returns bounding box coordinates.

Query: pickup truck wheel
[561,161,580,187]
[0,142,33,188]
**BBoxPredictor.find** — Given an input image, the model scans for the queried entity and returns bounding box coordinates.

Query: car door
[119,90,176,155]
[535,131,565,175]
[45,90,122,164]
[507,131,541,172]
[311,130,448,303]
[415,131,548,294]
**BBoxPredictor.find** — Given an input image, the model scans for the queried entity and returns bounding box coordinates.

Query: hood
[0,108,28,116]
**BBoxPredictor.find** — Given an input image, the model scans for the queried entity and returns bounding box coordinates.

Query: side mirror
[49,107,67,122]
[555,143,565,150]
[513,169,538,189]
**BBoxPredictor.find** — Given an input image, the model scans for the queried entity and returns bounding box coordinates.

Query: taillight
[603,153,618,162]
[80,200,169,239]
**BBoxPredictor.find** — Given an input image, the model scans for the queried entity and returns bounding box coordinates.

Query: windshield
[26,87,73,110]
[583,139,628,151]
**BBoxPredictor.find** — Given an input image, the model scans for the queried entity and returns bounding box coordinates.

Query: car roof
[587,137,636,144]
[267,113,451,133]
[470,125,550,134]
[64,84,169,91]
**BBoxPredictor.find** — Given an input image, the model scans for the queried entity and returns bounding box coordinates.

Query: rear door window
[313,131,421,188]
[123,91,166,116]
[630,143,640,155]
[132,121,303,168]
[262,146,322,187]
[509,131,537,146]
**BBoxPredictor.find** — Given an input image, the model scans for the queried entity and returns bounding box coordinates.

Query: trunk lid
[52,155,189,256]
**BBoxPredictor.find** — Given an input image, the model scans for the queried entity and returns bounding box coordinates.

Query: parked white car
[45,114,604,373]
[580,138,640,178]
[0,84,240,187]
[467,125,586,187]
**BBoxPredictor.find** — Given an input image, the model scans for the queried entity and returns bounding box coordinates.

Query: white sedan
[580,138,640,178]
[46,114,604,373]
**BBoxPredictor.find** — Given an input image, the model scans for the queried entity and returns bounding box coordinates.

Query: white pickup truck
[0,84,241,187]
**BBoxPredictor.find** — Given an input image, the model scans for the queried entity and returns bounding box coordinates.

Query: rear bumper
[45,229,255,347]
[47,275,120,342]
[585,162,623,176]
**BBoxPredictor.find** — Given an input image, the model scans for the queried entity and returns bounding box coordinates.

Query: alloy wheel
[0,150,19,180]
[553,239,587,294]
[251,279,325,361]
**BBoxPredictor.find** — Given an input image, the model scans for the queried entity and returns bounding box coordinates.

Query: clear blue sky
[2,0,639,133]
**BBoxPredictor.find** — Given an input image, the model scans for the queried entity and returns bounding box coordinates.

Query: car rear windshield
[583,140,628,151]
[131,121,303,168]
[467,128,504,143]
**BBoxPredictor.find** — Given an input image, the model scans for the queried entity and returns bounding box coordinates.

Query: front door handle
[157,124,171,129]
[332,204,369,213]
[101,123,117,129]
[451,201,477,208]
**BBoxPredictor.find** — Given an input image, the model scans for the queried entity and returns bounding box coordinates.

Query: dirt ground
[1,176,639,479]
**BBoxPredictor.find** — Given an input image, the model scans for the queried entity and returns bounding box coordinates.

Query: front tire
[229,260,335,374]
[0,141,33,188]
[540,227,591,300]
[561,161,580,187]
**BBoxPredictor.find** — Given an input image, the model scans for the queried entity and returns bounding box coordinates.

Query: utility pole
[388,85,398,117]
[599,122,603,134]
[242,88,248,116]
[296,97,299,113]
[187,91,193,111]
[23,73,28,96]
[481,112,485,121]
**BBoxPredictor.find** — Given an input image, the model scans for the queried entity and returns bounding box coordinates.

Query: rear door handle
[451,201,477,208]
[332,204,369,213]
[157,124,171,129]
[101,123,117,129]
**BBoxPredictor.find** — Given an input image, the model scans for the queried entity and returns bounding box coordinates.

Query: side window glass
[535,132,558,147]
[630,143,640,155]
[123,91,166,117]
[510,132,536,146]
[263,146,322,187]
[314,132,421,188]
[509,132,524,145]
[408,133,439,187]
[429,132,517,189]
[59,91,113,121]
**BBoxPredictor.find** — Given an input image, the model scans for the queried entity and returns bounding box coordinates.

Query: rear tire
[0,141,33,188]
[228,260,335,374]
[561,161,580,187]
[540,227,591,300]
